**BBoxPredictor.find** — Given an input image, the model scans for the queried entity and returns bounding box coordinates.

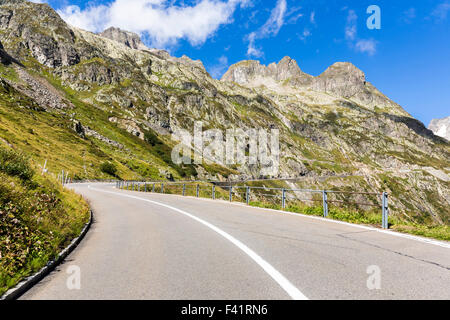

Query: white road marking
[250,207,450,249]
[87,185,308,300]
[111,185,450,249]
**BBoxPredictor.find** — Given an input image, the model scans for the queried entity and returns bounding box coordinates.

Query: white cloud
[58,0,249,49]
[310,11,316,24]
[401,8,416,24]
[431,1,450,22]
[286,5,303,24]
[246,32,263,57]
[59,4,110,32]
[355,39,377,56]
[258,0,287,37]
[343,9,377,56]
[345,10,357,41]
[245,0,287,57]
[298,28,311,41]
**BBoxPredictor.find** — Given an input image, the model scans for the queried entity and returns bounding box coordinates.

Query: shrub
[324,111,338,123]
[100,161,117,177]
[0,148,34,181]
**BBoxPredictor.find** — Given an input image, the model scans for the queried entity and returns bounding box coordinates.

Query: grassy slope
[0,146,90,296]
[0,63,201,181]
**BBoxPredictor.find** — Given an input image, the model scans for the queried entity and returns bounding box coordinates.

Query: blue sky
[37,0,450,125]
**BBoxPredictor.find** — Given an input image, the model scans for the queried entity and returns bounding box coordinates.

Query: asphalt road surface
[21,183,450,300]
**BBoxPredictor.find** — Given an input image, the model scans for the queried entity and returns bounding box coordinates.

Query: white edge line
[108,186,450,249]
[87,185,308,300]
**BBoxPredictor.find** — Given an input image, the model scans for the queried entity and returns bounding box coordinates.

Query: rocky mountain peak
[320,62,366,79]
[311,62,367,98]
[268,56,305,81]
[221,56,308,86]
[429,116,450,141]
[98,27,148,51]
[0,0,80,68]
[221,58,368,98]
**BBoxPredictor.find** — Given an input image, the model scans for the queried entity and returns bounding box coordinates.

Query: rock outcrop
[98,27,148,51]
[0,0,83,67]
[221,56,312,86]
[311,62,366,98]
[222,59,367,98]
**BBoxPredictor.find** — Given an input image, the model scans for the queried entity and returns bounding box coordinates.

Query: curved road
[22,183,450,300]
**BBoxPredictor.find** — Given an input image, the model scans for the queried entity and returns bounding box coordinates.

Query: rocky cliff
[98,27,149,51]
[0,0,448,225]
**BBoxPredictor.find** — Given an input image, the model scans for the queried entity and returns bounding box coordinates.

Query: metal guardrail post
[161,183,164,193]
[144,184,147,192]
[229,186,233,202]
[246,186,250,205]
[212,185,215,199]
[197,184,199,197]
[152,184,155,193]
[382,192,389,229]
[183,184,186,196]
[138,183,140,192]
[282,188,286,209]
[323,190,328,217]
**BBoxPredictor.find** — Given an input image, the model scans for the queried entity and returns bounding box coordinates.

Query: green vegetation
[249,200,449,241]
[0,63,197,181]
[324,111,338,124]
[0,148,34,181]
[0,145,90,296]
[100,161,118,177]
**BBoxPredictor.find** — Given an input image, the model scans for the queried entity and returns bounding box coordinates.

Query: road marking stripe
[87,185,308,300]
[118,186,450,249]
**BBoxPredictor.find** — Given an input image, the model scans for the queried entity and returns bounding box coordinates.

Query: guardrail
[69,179,120,184]
[115,180,390,229]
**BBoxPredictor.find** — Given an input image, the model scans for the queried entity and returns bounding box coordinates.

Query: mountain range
[0,0,448,225]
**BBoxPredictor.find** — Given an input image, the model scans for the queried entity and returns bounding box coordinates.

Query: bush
[0,148,34,181]
[100,161,117,177]
[144,130,161,147]
[324,111,338,123]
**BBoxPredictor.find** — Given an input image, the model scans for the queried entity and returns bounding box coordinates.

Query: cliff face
[221,56,312,85]
[0,0,448,224]
[98,27,149,51]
